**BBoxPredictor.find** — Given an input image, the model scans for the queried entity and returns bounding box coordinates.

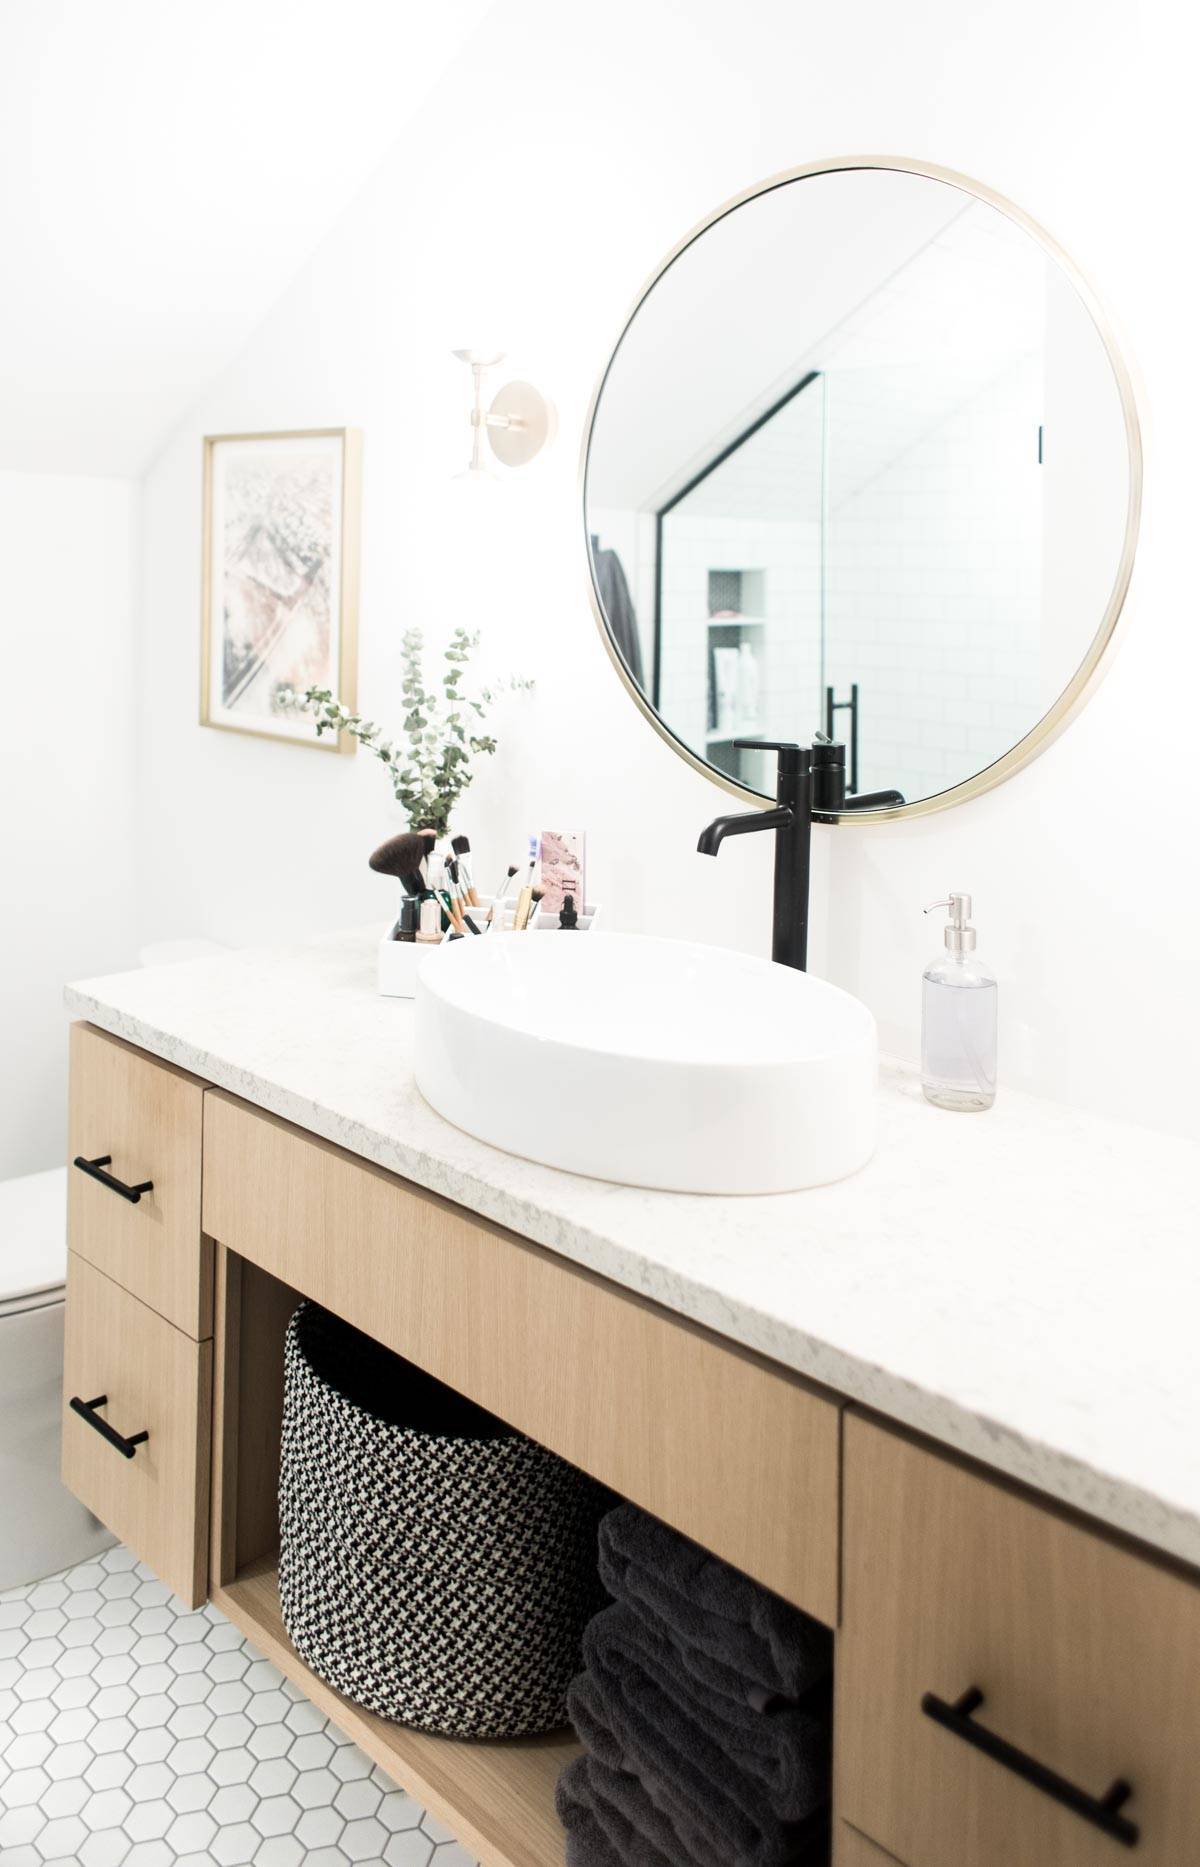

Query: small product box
[537,831,586,916]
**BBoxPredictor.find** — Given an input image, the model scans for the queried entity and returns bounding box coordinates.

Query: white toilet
[0,1165,117,1589]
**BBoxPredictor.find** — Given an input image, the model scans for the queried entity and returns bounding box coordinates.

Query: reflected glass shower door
[656,373,827,792]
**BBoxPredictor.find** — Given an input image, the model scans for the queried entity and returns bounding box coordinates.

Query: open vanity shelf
[194,1077,838,1866]
[210,1250,583,1867]
[217,1556,577,1867]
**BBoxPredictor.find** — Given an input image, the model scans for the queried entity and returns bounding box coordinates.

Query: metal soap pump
[921,893,997,1112]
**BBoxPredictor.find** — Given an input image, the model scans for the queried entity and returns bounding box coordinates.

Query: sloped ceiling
[0,0,494,477]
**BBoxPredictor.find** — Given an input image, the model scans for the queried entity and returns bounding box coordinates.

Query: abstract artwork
[201,429,361,748]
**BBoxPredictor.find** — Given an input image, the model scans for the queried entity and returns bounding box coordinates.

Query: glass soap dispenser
[921,893,997,1111]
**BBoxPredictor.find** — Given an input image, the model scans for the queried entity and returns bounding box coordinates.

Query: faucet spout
[697,806,793,856]
[696,740,812,970]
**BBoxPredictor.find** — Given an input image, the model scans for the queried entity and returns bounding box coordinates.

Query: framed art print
[201,428,362,749]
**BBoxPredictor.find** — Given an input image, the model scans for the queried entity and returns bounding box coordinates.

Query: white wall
[0,0,494,477]
[1,472,139,1179]
[135,0,1198,1141]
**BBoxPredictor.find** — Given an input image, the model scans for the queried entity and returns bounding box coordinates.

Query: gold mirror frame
[581,156,1143,823]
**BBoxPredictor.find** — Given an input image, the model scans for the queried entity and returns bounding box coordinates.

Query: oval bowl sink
[414,932,877,1195]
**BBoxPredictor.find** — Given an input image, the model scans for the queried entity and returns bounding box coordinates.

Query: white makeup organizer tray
[378,896,603,998]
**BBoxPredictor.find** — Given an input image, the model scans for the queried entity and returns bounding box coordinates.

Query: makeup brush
[417,850,454,933]
[451,835,480,906]
[368,831,428,896]
[438,862,463,934]
[487,863,519,928]
[512,876,534,931]
[515,885,544,932]
[511,838,540,932]
[416,825,439,884]
[448,861,484,932]
[445,859,474,933]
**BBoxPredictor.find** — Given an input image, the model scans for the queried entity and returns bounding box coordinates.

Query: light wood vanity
[60,1019,1200,1866]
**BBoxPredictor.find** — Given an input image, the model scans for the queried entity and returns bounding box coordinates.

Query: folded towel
[586,1601,830,1815]
[568,1661,826,1864]
[598,1504,832,1706]
[562,1801,623,1867]
[557,1754,678,1867]
[558,1750,831,1867]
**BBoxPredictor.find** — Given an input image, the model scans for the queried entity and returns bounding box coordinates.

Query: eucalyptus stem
[277,627,528,836]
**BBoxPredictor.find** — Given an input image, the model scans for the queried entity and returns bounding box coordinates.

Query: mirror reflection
[586,166,1133,810]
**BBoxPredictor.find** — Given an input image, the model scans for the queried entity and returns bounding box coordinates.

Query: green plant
[278,626,527,836]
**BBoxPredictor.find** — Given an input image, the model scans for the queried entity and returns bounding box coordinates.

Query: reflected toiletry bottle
[712,647,740,734]
[921,893,997,1112]
[736,642,759,728]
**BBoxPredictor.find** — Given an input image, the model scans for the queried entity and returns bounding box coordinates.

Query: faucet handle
[732,739,811,770]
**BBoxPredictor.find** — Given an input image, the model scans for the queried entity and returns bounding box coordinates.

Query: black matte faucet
[697,738,905,972]
[697,740,813,970]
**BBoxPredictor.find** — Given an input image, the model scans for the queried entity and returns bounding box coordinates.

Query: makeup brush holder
[494,899,603,933]
[377,927,428,999]
[379,896,602,993]
[378,897,500,996]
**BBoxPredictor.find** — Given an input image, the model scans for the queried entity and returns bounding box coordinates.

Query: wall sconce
[453,349,557,478]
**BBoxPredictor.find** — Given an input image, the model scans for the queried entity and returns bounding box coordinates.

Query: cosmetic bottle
[416,897,442,946]
[921,893,997,1112]
[394,896,419,943]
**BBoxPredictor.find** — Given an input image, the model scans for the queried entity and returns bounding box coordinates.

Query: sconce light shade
[453,350,556,476]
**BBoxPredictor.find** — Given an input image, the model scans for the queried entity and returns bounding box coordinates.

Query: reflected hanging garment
[591,537,645,689]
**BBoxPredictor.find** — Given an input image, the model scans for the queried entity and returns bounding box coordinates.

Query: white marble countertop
[67,927,1200,1570]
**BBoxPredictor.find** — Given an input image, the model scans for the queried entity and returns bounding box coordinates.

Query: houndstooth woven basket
[277,1301,609,1739]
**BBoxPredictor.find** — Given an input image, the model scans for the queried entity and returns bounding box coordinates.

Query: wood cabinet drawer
[62,1253,211,1608]
[68,1022,210,1338]
[202,1091,841,1623]
[838,1414,1200,1866]
[837,1826,907,1867]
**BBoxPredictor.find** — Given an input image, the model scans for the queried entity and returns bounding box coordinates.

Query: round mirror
[583,159,1140,818]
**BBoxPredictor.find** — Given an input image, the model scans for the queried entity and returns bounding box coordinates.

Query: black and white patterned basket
[277,1301,609,1739]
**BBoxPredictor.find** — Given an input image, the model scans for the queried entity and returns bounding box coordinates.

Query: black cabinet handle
[73,1153,154,1205]
[922,1688,1138,1848]
[69,1394,149,1460]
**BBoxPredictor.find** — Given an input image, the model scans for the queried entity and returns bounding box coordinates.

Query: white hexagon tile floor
[0,1543,479,1867]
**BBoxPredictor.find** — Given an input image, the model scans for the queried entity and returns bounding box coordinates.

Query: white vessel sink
[414,932,877,1194]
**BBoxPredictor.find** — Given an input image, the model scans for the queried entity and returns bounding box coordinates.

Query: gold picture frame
[200,427,362,752]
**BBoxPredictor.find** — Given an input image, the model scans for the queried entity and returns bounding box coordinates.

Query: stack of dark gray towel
[556,1503,833,1866]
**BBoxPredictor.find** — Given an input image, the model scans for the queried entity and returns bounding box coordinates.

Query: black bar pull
[73,1153,154,1205]
[69,1394,150,1460]
[921,1688,1138,1848]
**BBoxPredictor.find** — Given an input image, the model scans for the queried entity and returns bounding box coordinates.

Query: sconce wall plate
[454,350,556,474]
[488,380,558,466]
